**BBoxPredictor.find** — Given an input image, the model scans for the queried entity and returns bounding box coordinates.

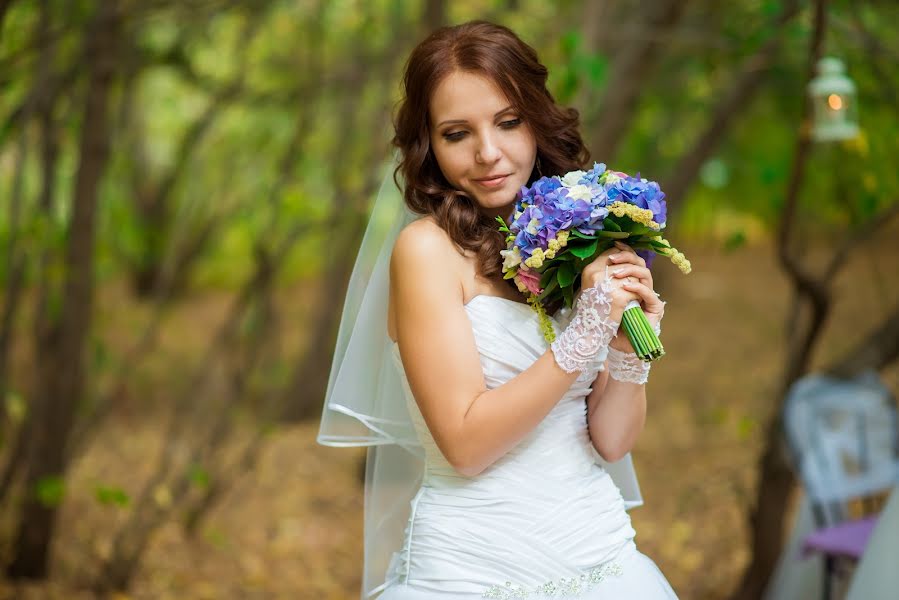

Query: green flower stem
[621,306,664,362]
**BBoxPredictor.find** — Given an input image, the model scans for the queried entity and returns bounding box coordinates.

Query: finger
[621,280,664,312]
[610,265,653,286]
[608,250,646,268]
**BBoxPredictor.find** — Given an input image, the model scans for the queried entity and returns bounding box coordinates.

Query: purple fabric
[800,515,880,560]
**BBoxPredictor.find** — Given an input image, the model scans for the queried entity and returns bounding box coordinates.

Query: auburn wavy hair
[392,20,590,281]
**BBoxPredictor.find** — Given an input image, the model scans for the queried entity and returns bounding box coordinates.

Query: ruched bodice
[383,295,638,597]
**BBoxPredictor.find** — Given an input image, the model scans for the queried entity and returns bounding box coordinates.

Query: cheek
[509,129,537,162]
[431,144,467,183]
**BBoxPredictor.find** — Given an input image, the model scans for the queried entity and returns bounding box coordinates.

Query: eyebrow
[437,106,516,128]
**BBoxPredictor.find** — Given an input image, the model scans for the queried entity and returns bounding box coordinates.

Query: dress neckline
[389,295,558,346]
[464,293,530,309]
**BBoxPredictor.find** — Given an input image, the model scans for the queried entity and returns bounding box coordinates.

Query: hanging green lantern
[808,57,860,142]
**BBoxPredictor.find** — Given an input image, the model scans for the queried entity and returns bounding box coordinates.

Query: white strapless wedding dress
[378,294,678,599]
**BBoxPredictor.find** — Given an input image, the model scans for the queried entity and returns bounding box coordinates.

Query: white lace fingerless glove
[606,302,665,385]
[550,275,619,373]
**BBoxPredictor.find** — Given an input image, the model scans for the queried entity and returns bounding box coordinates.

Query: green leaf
[560,30,582,58]
[737,416,757,441]
[595,230,629,239]
[95,485,130,507]
[556,262,576,288]
[189,464,210,488]
[36,475,65,508]
[723,230,746,253]
[602,218,622,232]
[539,267,558,288]
[549,250,576,261]
[562,284,574,307]
[538,277,559,301]
[569,239,598,259]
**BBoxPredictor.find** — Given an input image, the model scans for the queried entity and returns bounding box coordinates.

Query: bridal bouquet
[495,162,691,362]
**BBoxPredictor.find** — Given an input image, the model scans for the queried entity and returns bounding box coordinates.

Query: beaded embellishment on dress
[481,560,624,599]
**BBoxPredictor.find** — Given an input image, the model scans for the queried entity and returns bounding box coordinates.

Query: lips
[473,174,510,188]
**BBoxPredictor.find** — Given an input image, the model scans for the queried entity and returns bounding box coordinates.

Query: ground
[2,230,898,600]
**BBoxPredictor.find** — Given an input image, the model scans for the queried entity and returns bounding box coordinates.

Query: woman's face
[428,71,537,219]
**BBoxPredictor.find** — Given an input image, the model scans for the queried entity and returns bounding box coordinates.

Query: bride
[319,20,678,599]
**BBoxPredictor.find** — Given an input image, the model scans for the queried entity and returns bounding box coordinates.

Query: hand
[606,241,665,324]
[581,241,659,324]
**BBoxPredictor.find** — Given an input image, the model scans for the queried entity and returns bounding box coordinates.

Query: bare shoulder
[391,217,463,281]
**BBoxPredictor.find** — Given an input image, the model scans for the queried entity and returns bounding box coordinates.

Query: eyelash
[443,118,522,142]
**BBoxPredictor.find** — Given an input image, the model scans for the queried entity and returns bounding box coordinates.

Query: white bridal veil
[317,156,644,599]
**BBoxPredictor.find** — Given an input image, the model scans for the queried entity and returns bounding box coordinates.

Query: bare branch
[663,0,801,214]
[826,303,899,378]
[824,200,899,280]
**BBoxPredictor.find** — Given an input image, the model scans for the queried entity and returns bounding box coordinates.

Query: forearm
[586,370,647,462]
[454,350,580,476]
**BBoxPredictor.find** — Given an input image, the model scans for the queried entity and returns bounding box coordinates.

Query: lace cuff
[606,346,651,384]
[550,276,619,374]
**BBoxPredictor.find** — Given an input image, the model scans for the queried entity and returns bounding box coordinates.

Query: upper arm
[390,221,486,470]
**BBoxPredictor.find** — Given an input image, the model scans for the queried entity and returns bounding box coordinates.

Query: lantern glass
[808,57,859,142]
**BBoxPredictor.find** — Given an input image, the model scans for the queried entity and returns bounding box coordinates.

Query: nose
[475,132,502,164]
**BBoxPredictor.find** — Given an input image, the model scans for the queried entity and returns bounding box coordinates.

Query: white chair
[782,370,898,600]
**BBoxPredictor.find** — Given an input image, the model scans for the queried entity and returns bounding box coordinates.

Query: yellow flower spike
[556,231,569,246]
[667,247,692,274]
[528,297,556,343]
[524,248,545,269]
[608,202,660,229]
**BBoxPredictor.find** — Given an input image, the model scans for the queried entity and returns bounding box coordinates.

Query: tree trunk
[0,0,15,42]
[728,2,828,598]
[586,0,688,162]
[7,0,119,579]
[423,0,445,32]
[0,0,62,508]
[279,210,368,422]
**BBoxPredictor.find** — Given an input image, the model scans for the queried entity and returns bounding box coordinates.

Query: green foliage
[95,485,130,508]
[189,464,211,489]
[35,475,66,508]
[0,0,895,287]
[551,29,607,105]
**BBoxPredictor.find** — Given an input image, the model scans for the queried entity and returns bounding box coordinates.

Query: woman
[319,20,678,599]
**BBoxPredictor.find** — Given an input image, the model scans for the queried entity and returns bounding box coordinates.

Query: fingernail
[609,254,621,260]
[612,267,624,275]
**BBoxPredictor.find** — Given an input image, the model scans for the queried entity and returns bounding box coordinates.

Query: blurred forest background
[0,0,897,598]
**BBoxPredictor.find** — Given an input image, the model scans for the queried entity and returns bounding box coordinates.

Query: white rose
[566,184,593,202]
[561,170,587,187]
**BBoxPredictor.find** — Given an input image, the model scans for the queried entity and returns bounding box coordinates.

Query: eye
[500,118,522,129]
[443,130,467,142]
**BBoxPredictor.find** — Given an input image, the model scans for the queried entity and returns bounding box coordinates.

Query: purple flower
[636,248,655,269]
[605,174,667,226]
